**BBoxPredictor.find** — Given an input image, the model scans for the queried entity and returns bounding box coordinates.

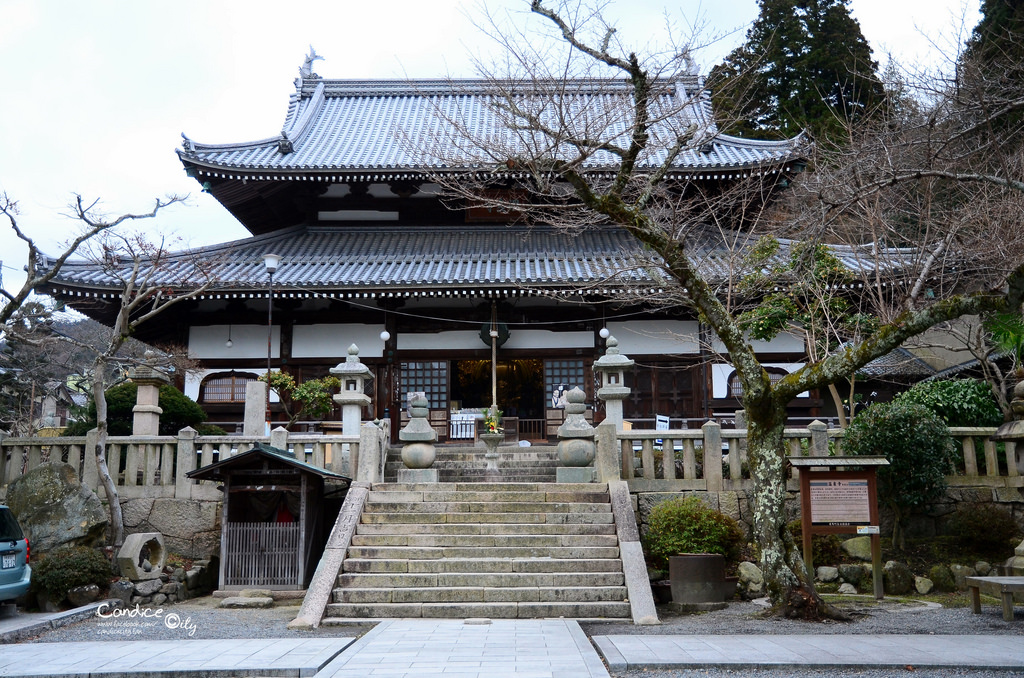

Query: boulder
[67,584,100,607]
[737,561,764,597]
[134,579,164,597]
[838,583,858,594]
[883,560,914,595]
[152,593,167,606]
[838,563,866,586]
[949,564,976,591]
[109,580,135,606]
[5,463,107,555]
[975,561,992,576]
[914,576,934,595]
[928,564,956,592]
[220,596,273,608]
[840,536,873,562]
[816,566,839,583]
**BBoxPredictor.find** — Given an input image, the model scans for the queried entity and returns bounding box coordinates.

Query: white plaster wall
[711,331,804,354]
[504,330,593,350]
[607,320,700,355]
[189,325,279,360]
[399,330,481,351]
[711,362,808,399]
[292,324,385,358]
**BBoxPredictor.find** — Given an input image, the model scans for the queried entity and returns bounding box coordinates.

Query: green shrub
[896,379,1003,427]
[32,546,111,603]
[64,383,210,436]
[643,496,746,570]
[947,504,1022,554]
[786,519,844,567]
[843,400,956,551]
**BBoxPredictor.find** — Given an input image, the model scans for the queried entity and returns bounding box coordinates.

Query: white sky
[0,0,981,293]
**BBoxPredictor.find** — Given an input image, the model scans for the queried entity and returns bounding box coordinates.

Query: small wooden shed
[187,443,350,590]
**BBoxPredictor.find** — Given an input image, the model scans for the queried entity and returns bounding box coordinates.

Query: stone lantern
[990,379,1024,575]
[129,351,169,436]
[593,336,633,430]
[331,344,373,476]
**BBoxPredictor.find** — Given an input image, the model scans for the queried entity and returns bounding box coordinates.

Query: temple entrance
[451,359,545,425]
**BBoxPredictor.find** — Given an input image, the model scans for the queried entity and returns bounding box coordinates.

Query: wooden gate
[223,522,300,588]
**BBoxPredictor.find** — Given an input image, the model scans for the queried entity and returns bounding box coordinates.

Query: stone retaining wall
[119,497,221,560]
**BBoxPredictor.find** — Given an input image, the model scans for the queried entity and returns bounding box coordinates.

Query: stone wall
[120,497,221,560]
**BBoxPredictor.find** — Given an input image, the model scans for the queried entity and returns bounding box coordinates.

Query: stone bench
[966,576,1024,621]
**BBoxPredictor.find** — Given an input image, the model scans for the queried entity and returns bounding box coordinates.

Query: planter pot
[720,576,739,601]
[669,553,725,604]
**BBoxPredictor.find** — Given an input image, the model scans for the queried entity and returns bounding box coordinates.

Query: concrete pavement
[2,613,1024,676]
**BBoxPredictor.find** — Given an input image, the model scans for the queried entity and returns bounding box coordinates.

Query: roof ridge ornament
[299,45,323,80]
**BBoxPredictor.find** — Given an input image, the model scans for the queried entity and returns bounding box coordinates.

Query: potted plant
[643,497,746,605]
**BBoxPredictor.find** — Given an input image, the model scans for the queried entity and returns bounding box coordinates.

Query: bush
[643,496,746,570]
[786,520,844,567]
[843,400,956,551]
[947,504,1022,555]
[32,546,111,603]
[64,383,210,436]
[896,379,1003,427]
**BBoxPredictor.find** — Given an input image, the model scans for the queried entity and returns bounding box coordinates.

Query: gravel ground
[18,595,1024,678]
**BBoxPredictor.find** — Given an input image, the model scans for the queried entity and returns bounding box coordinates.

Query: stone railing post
[83,428,100,490]
[808,419,829,457]
[595,422,620,482]
[270,426,289,453]
[702,420,723,492]
[129,352,169,436]
[175,427,197,499]
[355,423,381,482]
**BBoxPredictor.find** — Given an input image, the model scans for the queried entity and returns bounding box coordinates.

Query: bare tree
[57,202,216,548]
[417,1,1024,618]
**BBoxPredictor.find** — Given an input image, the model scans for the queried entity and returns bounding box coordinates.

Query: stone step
[366,490,610,503]
[345,545,621,560]
[360,511,615,525]
[342,557,623,574]
[323,600,631,619]
[350,533,619,548]
[354,522,616,536]
[336,571,625,589]
[332,585,627,604]
[362,501,611,514]
[371,482,604,492]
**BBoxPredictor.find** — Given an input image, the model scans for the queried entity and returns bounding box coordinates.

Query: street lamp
[263,253,282,435]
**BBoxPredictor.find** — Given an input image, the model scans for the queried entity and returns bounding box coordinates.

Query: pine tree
[709,0,884,142]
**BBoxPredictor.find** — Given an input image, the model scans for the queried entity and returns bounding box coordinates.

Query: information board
[808,479,871,526]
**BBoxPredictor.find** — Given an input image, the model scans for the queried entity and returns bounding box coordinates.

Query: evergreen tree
[709,0,884,142]
[959,0,1024,145]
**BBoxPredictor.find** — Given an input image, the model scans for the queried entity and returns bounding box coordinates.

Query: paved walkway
[593,633,1024,671]
[316,619,609,678]
[2,615,1024,676]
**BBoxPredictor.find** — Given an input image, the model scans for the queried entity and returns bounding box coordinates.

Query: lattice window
[545,359,585,407]
[200,372,258,403]
[400,361,448,409]
[728,368,787,398]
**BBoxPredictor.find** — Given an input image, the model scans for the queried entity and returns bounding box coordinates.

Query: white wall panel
[606,320,700,355]
[189,325,279,360]
[293,324,385,358]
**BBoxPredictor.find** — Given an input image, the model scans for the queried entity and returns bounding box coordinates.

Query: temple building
[39,62,819,441]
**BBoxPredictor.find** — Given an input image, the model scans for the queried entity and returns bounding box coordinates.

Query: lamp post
[263,253,282,435]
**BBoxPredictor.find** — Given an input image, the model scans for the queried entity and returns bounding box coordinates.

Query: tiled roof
[856,347,937,379]
[178,78,802,176]
[42,225,918,298]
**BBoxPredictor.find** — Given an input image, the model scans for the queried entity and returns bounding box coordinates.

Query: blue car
[0,505,31,604]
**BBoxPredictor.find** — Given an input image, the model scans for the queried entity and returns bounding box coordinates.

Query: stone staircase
[382,444,558,483]
[323,482,631,620]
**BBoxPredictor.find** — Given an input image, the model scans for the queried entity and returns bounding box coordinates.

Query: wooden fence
[222,522,301,588]
[599,421,1022,493]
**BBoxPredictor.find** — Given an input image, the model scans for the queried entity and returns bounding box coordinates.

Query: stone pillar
[398,394,438,483]
[331,344,373,477]
[129,352,169,436]
[594,336,633,430]
[556,387,596,483]
[243,381,268,437]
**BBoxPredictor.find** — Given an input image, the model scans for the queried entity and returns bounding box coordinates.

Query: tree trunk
[91,356,124,548]
[746,402,846,619]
